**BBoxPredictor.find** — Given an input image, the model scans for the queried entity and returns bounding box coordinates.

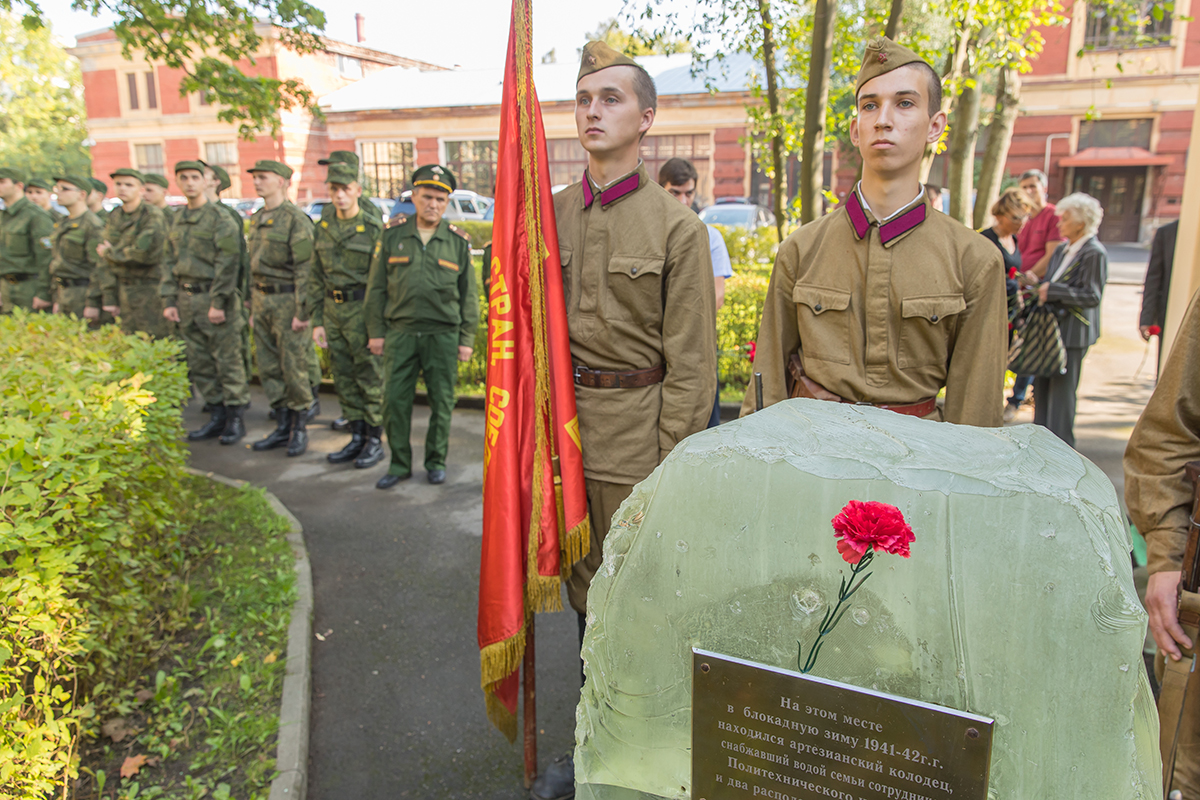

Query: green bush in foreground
[0,312,189,796]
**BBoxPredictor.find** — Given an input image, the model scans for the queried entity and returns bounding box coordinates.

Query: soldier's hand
[247,314,254,330]
[313,326,327,348]
[1036,283,1050,306]
[208,307,226,325]
[369,337,384,356]
[103,305,120,316]
[83,306,99,320]
[1147,570,1192,661]
[164,306,181,323]
[458,346,473,362]
[291,316,310,332]
[52,302,60,314]
[96,241,111,257]
[32,297,52,311]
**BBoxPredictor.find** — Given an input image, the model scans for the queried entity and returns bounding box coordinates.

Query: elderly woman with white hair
[1029,192,1107,447]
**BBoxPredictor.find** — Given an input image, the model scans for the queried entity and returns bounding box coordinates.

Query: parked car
[303,200,331,223]
[698,201,776,230]
[444,190,492,221]
[235,198,263,219]
[367,197,392,224]
[391,191,415,220]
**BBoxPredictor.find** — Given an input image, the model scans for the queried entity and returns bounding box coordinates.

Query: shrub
[719,270,771,394]
[451,220,494,247]
[0,312,189,796]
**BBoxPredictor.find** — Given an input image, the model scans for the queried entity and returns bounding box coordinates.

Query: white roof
[319,52,764,114]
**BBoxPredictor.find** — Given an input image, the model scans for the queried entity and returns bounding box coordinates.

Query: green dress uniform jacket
[160,201,242,310]
[247,201,314,321]
[365,216,478,345]
[310,210,383,326]
[741,184,1007,427]
[49,210,105,308]
[0,196,55,303]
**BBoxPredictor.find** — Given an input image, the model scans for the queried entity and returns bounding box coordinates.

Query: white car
[443,190,493,221]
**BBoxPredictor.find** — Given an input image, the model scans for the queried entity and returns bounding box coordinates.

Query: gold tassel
[485,691,519,744]
[479,626,525,691]
[559,518,591,579]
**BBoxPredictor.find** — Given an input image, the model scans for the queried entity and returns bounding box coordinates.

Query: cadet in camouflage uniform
[246,159,315,457]
[143,173,175,227]
[25,178,63,224]
[203,163,254,386]
[97,168,169,338]
[0,167,55,313]
[162,160,249,444]
[48,175,105,319]
[311,160,385,468]
[366,164,478,488]
[88,178,109,222]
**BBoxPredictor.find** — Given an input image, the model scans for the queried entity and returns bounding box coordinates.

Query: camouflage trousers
[1,275,40,313]
[306,334,322,387]
[179,290,250,407]
[117,277,169,338]
[322,297,382,426]
[252,289,312,412]
[53,283,92,318]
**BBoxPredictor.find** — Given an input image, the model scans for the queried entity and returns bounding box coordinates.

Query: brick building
[68,20,439,202]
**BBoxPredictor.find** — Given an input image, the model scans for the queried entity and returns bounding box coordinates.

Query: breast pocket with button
[605,255,663,323]
[793,283,852,365]
[898,294,966,369]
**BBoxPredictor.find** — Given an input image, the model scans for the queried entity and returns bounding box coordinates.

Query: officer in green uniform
[49,175,105,319]
[246,159,315,457]
[366,164,478,488]
[143,173,175,226]
[0,167,55,313]
[162,160,249,444]
[203,163,254,388]
[311,160,386,468]
[97,168,169,338]
[87,178,109,222]
[25,178,63,224]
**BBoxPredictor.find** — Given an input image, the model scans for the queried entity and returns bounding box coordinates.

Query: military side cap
[26,178,53,191]
[412,164,456,193]
[325,164,358,186]
[318,150,360,170]
[210,165,231,192]
[855,36,930,96]
[55,175,94,192]
[247,159,293,179]
[110,167,146,183]
[89,178,108,194]
[578,40,647,82]
[0,168,26,183]
[174,160,207,175]
[144,173,169,188]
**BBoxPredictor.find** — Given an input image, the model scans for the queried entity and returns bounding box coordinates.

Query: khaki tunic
[741,186,1006,426]
[553,163,717,486]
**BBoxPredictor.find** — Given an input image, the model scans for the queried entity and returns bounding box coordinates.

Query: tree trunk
[946,70,981,225]
[885,0,904,39]
[757,0,787,243]
[972,66,1022,230]
[919,8,973,181]
[800,0,837,224]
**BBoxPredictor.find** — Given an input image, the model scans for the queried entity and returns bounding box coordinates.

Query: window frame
[358,140,417,199]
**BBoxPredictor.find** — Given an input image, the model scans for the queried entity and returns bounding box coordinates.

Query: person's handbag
[1007,303,1067,377]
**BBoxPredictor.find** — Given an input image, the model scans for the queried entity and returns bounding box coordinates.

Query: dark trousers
[1008,374,1034,405]
[1033,347,1087,448]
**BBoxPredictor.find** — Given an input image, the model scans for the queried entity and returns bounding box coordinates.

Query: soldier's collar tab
[845,184,929,246]
[581,166,643,209]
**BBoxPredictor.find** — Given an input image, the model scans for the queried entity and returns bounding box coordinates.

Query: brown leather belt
[55,277,91,288]
[574,363,665,389]
[788,354,936,418]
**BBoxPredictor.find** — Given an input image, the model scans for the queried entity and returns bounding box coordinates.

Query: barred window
[444,141,498,196]
[1084,1,1172,48]
[361,142,414,198]
[134,143,165,176]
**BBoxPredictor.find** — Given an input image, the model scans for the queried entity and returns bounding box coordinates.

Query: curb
[184,467,312,800]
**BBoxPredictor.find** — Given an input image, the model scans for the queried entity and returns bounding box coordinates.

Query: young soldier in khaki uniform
[143,172,175,227]
[97,168,170,338]
[0,167,55,313]
[25,178,63,224]
[531,41,718,800]
[246,159,315,457]
[48,175,105,318]
[311,161,386,468]
[1126,289,1200,796]
[742,37,1006,426]
[161,160,249,444]
[366,164,477,489]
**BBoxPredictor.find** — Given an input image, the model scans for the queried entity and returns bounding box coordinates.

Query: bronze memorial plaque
[692,649,994,799]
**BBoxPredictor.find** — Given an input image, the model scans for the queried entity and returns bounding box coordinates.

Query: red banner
[477,0,589,740]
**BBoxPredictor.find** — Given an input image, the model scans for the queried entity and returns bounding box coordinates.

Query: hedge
[0,312,190,796]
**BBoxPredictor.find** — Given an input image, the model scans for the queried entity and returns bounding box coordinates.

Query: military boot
[253,406,292,450]
[219,404,246,445]
[305,385,321,423]
[353,425,385,469]
[287,409,308,457]
[331,416,350,431]
[327,420,366,464]
[188,405,227,441]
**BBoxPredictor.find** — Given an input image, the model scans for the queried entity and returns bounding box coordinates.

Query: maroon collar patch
[844,188,927,245]
[845,190,871,240]
[582,170,641,209]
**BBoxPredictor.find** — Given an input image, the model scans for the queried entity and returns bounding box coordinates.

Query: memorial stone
[574,400,1160,800]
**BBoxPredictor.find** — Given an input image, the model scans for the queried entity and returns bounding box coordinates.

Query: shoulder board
[449,224,470,241]
[386,213,408,229]
[320,219,329,228]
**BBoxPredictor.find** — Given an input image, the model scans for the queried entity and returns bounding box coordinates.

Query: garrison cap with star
[318,150,360,171]
[325,164,358,186]
[89,178,108,194]
[247,159,293,179]
[110,167,146,183]
[26,178,53,191]
[174,160,208,175]
[577,40,649,83]
[412,164,456,193]
[210,165,231,192]
[0,168,26,183]
[55,175,94,192]
[855,36,930,96]
[144,173,170,188]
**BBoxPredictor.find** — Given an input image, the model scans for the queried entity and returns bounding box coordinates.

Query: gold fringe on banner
[480,624,525,743]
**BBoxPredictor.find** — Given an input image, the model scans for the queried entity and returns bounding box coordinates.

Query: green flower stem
[799,548,875,674]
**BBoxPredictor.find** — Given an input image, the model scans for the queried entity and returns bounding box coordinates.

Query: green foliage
[0,311,188,796]
[452,220,494,248]
[586,17,692,56]
[719,268,771,394]
[713,223,781,269]
[0,12,91,178]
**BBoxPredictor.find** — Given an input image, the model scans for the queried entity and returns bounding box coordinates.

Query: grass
[73,475,296,800]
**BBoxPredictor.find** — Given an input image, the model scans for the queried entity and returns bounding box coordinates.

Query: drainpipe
[1044,132,1071,176]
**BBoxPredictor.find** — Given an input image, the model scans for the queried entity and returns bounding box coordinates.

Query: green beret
[26,178,53,191]
[318,150,360,171]
[578,40,648,83]
[325,164,358,186]
[174,160,207,175]
[0,168,26,183]
[210,164,231,192]
[110,167,146,183]
[89,178,108,194]
[247,160,293,179]
[144,173,170,188]
[855,37,930,96]
[411,164,456,193]
[55,175,94,193]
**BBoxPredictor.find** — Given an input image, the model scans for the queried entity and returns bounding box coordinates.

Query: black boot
[305,385,320,423]
[268,406,277,420]
[327,420,366,464]
[188,405,227,440]
[219,404,246,445]
[253,406,291,450]
[287,409,308,457]
[530,753,574,800]
[331,416,350,431]
[353,425,385,469]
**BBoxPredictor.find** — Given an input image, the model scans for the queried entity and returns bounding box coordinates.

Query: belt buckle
[573,365,588,385]
[332,289,345,303]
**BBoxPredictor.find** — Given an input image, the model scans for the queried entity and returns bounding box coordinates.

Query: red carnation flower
[1007,267,1018,279]
[831,500,915,565]
[746,341,757,363]
[1148,325,1162,336]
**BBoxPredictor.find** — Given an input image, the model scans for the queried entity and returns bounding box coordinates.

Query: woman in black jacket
[1030,192,1107,447]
